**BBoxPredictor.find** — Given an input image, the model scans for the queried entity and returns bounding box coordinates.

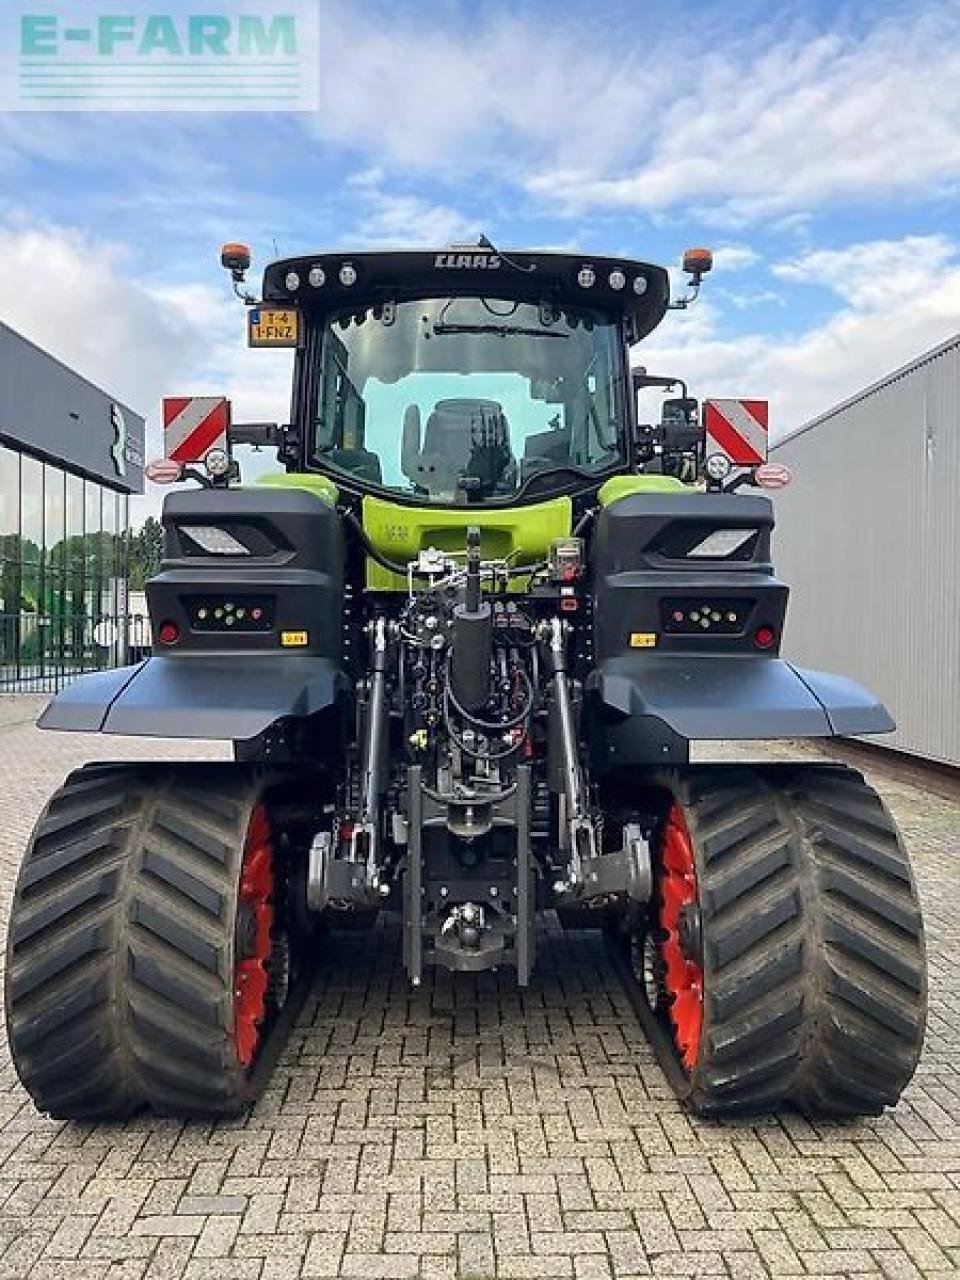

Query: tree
[129,517,164,590]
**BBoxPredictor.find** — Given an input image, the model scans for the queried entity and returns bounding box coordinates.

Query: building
[771,334,959,768]
[0,320,145,690]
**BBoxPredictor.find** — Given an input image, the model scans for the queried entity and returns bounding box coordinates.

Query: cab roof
[262,247,671,343]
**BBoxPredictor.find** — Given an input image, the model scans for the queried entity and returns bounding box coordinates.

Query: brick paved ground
[0,699,957,1279]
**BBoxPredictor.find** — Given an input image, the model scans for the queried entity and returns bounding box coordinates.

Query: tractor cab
[166,242,749,501]
[246,245,677,506]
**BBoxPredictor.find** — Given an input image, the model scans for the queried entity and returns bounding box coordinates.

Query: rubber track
[650,763,926,1117]
[5,763,285,1120]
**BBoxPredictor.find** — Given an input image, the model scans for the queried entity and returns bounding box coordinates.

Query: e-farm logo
[1,2,319,111]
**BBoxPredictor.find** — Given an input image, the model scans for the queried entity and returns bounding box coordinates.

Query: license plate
[248,307,300,347]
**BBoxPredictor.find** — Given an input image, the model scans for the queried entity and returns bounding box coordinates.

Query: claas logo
[434,253,502,270]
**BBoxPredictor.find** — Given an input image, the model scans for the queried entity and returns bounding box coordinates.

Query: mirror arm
[230,421,285,447]
[632,372,689,399]
[229,422,302,470]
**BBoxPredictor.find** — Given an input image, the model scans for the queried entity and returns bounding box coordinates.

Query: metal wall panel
[771,335,960,766]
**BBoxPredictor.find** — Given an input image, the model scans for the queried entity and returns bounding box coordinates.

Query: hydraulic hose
[573,506,598,536]
[340,507,430,579]
[508,559,547,579]
[442,695,527,761]
[444,654,534,732]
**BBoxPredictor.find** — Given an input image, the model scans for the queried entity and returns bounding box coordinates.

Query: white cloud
[771,235,952,309]
[298,3,960,224]
[712,245,760,272]
[719,287,786,311]
[353,191,481,247]
[3,7,958,232]
[639,234,960,436]
[527,8,960,220]
[0,222,191,417]
[308,4,666,177]
[0,221,292,523]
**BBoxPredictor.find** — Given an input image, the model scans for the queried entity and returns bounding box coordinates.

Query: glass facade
[0,442,129,687]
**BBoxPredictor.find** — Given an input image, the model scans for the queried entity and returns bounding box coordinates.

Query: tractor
[5,241,926,1120]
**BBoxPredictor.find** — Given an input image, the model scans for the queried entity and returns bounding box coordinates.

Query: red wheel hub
[234,804,274,1068]
[659,804,703,1073]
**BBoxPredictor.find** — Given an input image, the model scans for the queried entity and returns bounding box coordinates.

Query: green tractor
[5,241,925,1120]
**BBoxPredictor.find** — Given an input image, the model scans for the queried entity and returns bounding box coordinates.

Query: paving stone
[339,1253,420,1278]
[573,1257,614,1280]
[192,1214,242,1258]
[457,1230,494,1278]
[302,1232,347,1278]
[177,1194,248,1216]
[497,1256,575,1278]
[0,714,957,1279]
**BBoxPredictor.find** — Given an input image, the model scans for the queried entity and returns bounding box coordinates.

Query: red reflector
[755,462,792,490]
[754,625,776,650]
[146,458,184,485]
[158,621,180,646]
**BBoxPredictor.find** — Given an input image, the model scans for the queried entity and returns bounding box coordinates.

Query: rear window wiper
[432,322,568,339]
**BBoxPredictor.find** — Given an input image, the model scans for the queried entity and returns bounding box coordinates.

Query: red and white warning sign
[162,396,230,464]
[704,399,768,467]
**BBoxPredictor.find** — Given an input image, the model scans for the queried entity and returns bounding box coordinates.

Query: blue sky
[0,0,958,521]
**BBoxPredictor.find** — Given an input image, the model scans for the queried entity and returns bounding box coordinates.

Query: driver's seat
[403,399,512,495]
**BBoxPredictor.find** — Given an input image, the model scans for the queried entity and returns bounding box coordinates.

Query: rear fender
[39,655,351,742]
[586,654,893,766]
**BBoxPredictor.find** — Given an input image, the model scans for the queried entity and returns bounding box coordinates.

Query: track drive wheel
[5,763,306,1120]
[632,764,926,1116]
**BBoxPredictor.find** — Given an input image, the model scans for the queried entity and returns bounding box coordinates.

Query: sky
[1,0,959,525]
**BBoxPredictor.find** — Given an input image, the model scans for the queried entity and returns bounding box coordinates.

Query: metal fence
[0,613,152,695]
